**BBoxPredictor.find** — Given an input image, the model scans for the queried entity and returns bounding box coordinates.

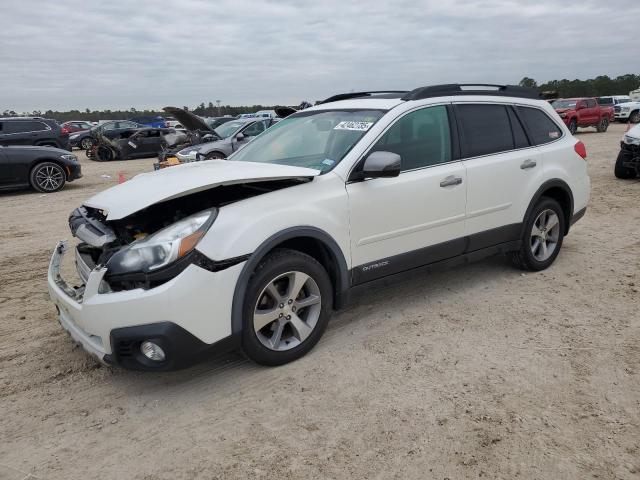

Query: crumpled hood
[84,160,320,220]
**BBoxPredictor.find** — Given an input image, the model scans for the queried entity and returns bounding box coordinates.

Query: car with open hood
[48,83,590,371]
[174,117,276,162]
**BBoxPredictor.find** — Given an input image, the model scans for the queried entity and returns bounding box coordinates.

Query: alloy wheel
[530,209,560,261]
[34,165,64,192]
[253,271,322,351]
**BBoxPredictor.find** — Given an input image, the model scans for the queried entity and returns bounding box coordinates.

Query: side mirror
[235,133,245,141]
[357,151,401,180]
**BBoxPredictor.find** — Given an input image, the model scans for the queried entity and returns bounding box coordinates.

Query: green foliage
[519,77,538,88]
[535,74,640,98]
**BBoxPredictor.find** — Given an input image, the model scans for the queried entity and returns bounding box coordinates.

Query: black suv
[0,117,71,150]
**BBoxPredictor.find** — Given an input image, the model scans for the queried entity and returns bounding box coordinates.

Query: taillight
[574,141,587,160]
[60,126,69,134]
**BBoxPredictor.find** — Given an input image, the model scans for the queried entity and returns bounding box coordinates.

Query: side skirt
[347,240,520,301]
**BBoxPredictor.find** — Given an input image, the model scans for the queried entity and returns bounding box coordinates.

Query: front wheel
[204,151,226,160]
[630,111,640,124]
[511,197,565,271]
[568,119,578,135]
[596,117,609,132]
[614,150,636,179]
[241,249,333,366]
[30,162,66,193]
[80,137,94,150]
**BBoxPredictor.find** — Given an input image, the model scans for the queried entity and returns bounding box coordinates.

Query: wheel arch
[523,179,574,236]
[230,227,350,336]
[29,158,69,180]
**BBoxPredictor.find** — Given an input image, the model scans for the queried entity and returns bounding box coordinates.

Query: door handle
[440,175,463,187]
[520,159,537,170]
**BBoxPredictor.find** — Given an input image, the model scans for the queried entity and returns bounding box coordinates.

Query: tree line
[3,74,639,122]
[519,74,640,98]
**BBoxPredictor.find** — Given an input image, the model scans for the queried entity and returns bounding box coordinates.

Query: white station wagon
[48,84,590,370]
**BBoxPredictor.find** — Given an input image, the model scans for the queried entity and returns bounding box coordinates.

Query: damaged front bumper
[47,240,246,370]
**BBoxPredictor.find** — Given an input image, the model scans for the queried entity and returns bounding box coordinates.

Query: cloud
[0,0,637,111]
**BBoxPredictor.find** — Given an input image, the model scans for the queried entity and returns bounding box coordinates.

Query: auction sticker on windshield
[333,121,373,131]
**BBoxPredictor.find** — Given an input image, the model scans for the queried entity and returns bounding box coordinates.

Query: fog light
[140,341,166,361]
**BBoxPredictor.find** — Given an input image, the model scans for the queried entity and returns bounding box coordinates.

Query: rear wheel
[30,162,66,193]
[241,249,333,366]
[80,137,93,150]
[614,150,636,179]
[568,119,578,135]
[511,197,565,271]
[596,117,609,132]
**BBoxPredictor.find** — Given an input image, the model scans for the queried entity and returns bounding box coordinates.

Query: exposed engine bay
[69,179,311,291]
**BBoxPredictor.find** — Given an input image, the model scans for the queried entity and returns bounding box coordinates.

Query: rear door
[347,104,468,283]
[457,103,544,249]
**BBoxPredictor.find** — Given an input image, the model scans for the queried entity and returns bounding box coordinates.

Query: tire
[568,119,577,135]
[95,145,114,162]
[511,197,565,271]
[596,117,609,132]
[614,150,636,179]
[204,151,226,160]
[630,111,640,124]
[30,162,66,193]
[241,248,333,366]
[80,137,93,150]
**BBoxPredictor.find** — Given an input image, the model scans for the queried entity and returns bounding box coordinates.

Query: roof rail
[401,84,541,101]
[318,90,409,104]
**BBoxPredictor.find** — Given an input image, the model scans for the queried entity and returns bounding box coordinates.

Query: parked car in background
[552,98,613,134]
[614,123,640,179]
[0,145,81,193]
[69,120,143,149]
[613,100,640,124]
[254,110,278,119]
[129,116,167,128]
[47,84,590,370]
[164,118,183,129]
[204,117,235,129]
[60,121,94,135]
[0,117,71,150]
[597,95,631,108]
[88,127,177,161]
[175,117,276,162]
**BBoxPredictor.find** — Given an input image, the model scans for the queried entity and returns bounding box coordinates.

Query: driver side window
[371,106,452,171]
[243,121,266,137]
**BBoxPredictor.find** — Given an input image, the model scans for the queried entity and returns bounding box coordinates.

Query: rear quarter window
[518,107,562,145]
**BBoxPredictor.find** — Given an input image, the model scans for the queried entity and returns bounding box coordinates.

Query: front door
[347,105,467,284]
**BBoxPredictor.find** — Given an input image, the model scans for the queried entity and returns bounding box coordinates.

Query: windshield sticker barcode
[334,121,373,131]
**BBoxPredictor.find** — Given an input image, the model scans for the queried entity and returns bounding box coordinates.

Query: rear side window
[518,107,562,145]
[2,120,48,134]
[507,107,529,149]
[457,104,513,157]
[586,99,597,108]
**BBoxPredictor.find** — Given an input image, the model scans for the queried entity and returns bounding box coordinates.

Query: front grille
[614,106,621,113]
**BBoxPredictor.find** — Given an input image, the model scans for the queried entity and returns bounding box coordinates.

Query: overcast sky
[1,0,638,112]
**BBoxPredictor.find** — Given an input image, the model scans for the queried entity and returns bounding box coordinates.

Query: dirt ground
[1,123,639,480]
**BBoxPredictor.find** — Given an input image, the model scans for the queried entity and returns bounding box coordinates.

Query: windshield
[552,100,577,109]
[228,109,386,172]
[214,121,246,138]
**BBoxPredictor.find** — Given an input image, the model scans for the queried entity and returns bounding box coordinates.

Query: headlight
[61,154,77,161]
[106,209,217,275]
[624,135,640,145]
[70,134,79,139]
[621,107,631,112]
[559,113,567,118]
[178,147,200,156]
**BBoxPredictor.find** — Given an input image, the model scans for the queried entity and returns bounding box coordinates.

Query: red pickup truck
[552,98,614,134]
